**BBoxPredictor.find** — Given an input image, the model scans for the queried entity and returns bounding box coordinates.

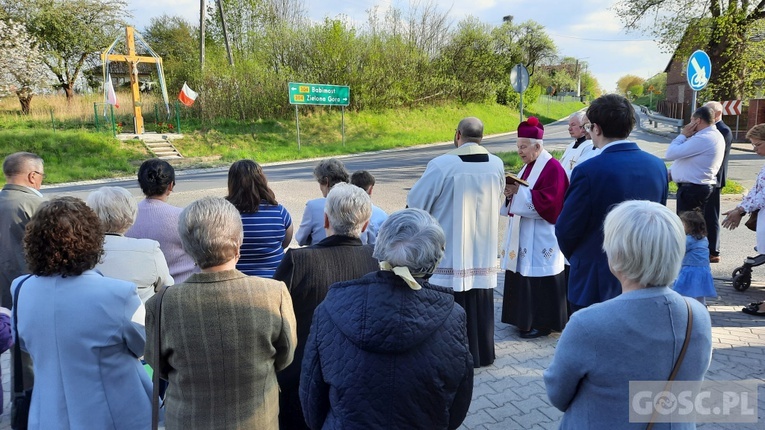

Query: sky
[125,0,673,93]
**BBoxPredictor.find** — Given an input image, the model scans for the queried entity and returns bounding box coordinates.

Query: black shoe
[519,328,551,339]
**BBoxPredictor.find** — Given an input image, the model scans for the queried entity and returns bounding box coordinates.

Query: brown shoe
[709,255,720,263]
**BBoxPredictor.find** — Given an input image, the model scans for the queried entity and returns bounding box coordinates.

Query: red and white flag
[105,77,119,108]
[178,82,198,107]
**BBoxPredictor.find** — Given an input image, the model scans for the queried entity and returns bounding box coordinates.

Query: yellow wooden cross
[101,26,162,134]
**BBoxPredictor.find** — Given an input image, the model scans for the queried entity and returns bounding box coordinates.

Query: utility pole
[217,0,234,66]
[200,0,206,72]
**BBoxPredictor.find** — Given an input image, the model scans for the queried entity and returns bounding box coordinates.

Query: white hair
[603,200,684,287]
[86,186,138,233]
[324,183,372,238]
[518,137,543,147]
[178,196,243,269]
[373,208,445,275]
[569,111,586,125]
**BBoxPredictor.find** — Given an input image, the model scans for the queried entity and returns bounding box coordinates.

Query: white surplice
[407,142,505,291]
[501,150,565,277]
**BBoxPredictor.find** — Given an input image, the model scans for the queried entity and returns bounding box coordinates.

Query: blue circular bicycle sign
[687,50,711,91]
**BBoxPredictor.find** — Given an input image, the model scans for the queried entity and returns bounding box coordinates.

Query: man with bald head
[407,116,505,367]
[1,152,45,308]
[704,101,733,263]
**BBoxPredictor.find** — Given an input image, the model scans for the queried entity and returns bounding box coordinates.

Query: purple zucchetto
[517,116,544,139]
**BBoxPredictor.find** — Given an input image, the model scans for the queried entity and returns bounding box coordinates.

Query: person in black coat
[703,101,733,262]
[300,208,474,430]
[274,183,379,430]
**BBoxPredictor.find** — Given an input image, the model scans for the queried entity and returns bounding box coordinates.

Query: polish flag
[178,82,198,107]
[105,78,119,108]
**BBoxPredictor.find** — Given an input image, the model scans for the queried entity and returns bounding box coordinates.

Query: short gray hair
[313,158,350,187]
[86,186,138,234]
[569,111,586,125]
[178,196,243,269]
[3,152,43,178]
[325,183,372,238]
[373,208,445,276]
[603,200,684,287]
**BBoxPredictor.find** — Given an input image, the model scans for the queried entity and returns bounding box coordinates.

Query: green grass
[496,151,564,173]
[0,99,586,184]
[668,180,744,195]
[0,130,148,185]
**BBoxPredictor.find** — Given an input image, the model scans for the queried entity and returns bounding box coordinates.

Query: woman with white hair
[301,208,474,430]
[145,196,296,429]
[544,200,712,428]
[87,186,174,302]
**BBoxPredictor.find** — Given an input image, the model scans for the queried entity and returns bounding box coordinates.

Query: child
[673,210,717,305]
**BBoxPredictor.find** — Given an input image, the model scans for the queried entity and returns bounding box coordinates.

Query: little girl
[673,210,717,305]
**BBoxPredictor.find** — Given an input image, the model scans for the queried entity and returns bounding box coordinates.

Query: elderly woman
[12,197,151,429]
[544,200,712,428]
[87,186,173,301]
[501,117,569,339]
[126,159,196,282]
[300,208,474,430]
[226,159,293,278]
[274,183,379,430]
[722,123,765,316]
[295,158,349,246]
[145,196,296,429]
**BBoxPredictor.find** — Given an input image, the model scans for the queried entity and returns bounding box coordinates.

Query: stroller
[731,254,765,291]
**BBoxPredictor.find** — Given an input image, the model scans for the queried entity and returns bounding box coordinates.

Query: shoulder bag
[11,275,33,430]
[646,298,694,430]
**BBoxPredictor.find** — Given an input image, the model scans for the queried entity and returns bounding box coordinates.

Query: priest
[407,116,505,367]
[501,117,569,339]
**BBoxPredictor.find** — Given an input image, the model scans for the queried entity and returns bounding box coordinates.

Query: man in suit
[0,151,45,416]
[704,101,733,263]
[273,183,380,430]
[555,94,668,313]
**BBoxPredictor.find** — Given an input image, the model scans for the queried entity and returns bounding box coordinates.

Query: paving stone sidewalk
[458,272,765,429]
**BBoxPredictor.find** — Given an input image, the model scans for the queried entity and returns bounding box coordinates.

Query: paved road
[2,111,763,428]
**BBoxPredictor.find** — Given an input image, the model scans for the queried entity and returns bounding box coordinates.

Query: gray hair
[178,196,243,269]
[313,158,350,188]
[603,200,684,287]
[458,117,484,142]
[86,186,138,234]
[3,152,43,178]
[373,208,445,276]
[325,183,372,238]
[704,101,723,121]
[518,137,543,147]
[569,111,586,125]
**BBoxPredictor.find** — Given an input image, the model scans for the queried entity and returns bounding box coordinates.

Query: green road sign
[289,82,350,106]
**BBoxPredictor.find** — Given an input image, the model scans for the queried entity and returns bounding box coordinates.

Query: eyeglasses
[583,123,594,133]
[753,142,764,148]
[33,171,46,179]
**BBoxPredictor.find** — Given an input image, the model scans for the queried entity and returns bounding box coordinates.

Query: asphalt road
[41,111,765,287]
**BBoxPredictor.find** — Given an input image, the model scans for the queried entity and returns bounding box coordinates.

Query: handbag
[11,275,33,430]
[151,285,171,430]
[745,209,759,231]
[646,299,694,430]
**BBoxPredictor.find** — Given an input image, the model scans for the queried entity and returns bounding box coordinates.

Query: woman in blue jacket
[12,197,151,430]
[300,208,474,429]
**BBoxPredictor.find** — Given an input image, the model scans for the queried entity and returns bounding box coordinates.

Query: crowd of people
[0,92,761,429]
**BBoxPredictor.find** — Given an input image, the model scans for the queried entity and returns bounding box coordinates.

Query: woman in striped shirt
[226,160,293,278]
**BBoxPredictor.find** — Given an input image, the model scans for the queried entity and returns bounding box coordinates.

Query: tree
[0,19,49,114]
[0,0,129,100]
[616,74,645,95]
[143,15,200,92]
[615,0,765,100]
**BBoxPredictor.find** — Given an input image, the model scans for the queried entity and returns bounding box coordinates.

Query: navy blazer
[555,142,668,307]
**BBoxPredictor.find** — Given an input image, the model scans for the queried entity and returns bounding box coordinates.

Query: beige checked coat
[145,269,296,430]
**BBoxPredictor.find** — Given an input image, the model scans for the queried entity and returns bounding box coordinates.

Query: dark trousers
[704,186,722,256]
[676,183,714,214]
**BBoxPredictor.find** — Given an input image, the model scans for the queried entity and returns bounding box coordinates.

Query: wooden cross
[101,26,162,134]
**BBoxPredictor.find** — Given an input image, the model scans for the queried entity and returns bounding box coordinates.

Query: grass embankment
[0,98,585,185]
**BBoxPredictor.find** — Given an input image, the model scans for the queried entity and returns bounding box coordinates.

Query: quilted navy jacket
[300,271,474,429]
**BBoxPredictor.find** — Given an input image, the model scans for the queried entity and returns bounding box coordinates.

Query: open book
[505,172,529,187]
